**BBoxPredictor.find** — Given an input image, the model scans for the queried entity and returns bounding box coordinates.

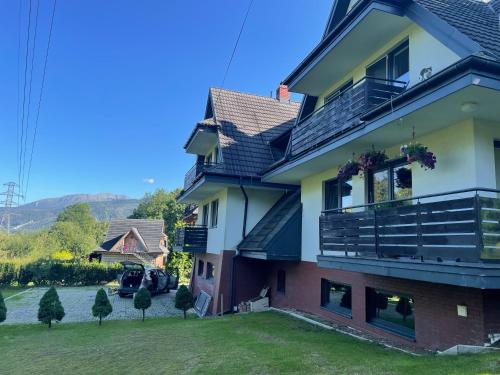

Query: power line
[213,0,254,116]
[21,0,41,194]
[24,0,58,200]
[18,0,33,196]
[15,0,23,201]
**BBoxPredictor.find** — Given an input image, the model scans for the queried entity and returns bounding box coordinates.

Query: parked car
[117,261,178,298]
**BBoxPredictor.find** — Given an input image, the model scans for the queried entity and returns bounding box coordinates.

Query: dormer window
[366,40,409,84]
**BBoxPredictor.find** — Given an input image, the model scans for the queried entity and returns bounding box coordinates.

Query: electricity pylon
[0,182,23,234]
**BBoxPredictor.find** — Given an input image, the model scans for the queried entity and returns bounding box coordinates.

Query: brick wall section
[191,251,235,315]
[259,260,495,351]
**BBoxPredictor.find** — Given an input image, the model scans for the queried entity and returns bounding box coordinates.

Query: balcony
[184,162,227,191]
[290,77,406,157]
[318,188,500,288]
[173,226,208,253]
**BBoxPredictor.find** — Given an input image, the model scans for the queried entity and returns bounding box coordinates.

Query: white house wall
[300,118,500,262]
[196,187,284,254]
[315,24,460,109]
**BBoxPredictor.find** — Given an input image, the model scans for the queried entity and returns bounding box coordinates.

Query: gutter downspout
[231,181,249,313]
[240,183,249,239]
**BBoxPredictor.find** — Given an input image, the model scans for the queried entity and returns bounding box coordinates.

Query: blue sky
[0,0,331,203]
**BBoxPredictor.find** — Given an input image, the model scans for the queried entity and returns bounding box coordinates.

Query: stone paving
[4,286,182,325]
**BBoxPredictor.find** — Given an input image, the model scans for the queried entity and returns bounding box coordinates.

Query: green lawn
[0,311,498,375]
[0,287,28,299]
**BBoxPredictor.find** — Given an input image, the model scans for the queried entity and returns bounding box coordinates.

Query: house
[176,0,500,351]
[92,219,168,267]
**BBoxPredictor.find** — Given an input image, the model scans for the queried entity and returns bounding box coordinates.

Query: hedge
[0,260,122,287]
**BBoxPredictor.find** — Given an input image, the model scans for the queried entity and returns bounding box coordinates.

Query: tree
[0,291,6,323]
[396,297,413,321]
[175,285,193,319]
[92,288,113,326]
[130,189,192,281]
[134,287,152,322]
[50,221,96,259]
[38,286,65,328]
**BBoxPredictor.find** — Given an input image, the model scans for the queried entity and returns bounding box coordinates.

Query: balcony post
[474,193,484,260]
[416,201,423,257]
[374,209,379,258]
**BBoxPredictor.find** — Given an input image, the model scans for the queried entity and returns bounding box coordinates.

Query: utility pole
[0,182,23,234]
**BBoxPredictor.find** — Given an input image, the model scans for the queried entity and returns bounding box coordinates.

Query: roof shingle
[415,0,500,59]
[209,88,300,176]
[100,219,165,253]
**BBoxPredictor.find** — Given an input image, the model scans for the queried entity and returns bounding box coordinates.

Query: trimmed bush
[175,285,193,319]
[134,288,152,322]
[38,286,65,328]
[0,260,121,287]
[92,288,113,326]
[0,291,6,323]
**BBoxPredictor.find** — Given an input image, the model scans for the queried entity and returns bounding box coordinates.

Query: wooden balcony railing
[290,77,406,157]
[319,188,500,263]
[174,226,208,253]
[183,162,227,191]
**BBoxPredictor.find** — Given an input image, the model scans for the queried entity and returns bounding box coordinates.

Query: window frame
[365,287,416,340]
[206,262,215,281]
[366,39,409,82]
[277,270,286,294]
[366,157,410,204]
[323,177,353,211]
[197,260,204,277]
[210,199,219,228]
[201,204,209,226]
[320,278,353,318]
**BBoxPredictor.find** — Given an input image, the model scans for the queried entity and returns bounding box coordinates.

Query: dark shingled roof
[99,219,165,253]
[415,0,500,59]
[209,88,300,177]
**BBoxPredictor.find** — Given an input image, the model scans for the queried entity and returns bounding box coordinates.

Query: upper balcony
[173,226,208,253]
[318,188,500,289]
[290,77,406,157]
[183,162,228,191]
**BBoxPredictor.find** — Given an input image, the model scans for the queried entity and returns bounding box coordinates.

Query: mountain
[0,193,140,232]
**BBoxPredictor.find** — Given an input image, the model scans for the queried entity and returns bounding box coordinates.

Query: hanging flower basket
[358,150,388,172]
[337,160,361,181]
[395,167,412,189]
[400,143,437,170]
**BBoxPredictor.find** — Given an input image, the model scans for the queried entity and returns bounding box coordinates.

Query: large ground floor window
[366,288,415,339]
[321,279,352,318]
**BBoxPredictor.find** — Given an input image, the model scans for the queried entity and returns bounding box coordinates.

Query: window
[213,146,219,163]
[321,279,352,318]
[367,160,412,204]
[210,199,219,228]
[366,40,409,84]
[277,270,286,294]
[367,56,388,80]
[201,204,209,226]
[206,262,215,280]
[325,79,353,105]
[197,260,204,277]
[324,178,353,210]
[366,288,415,339]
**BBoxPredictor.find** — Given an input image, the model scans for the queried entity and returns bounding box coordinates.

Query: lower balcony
[174,226,207,253]
[318,188,500,288]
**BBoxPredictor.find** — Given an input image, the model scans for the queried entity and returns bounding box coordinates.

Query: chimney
[276,84,290,102]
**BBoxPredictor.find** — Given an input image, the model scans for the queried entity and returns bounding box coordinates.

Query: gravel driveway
[3,286,182,325]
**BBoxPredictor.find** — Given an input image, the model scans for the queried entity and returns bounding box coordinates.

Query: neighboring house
[176,0,500,351]
[93,219,168,267]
